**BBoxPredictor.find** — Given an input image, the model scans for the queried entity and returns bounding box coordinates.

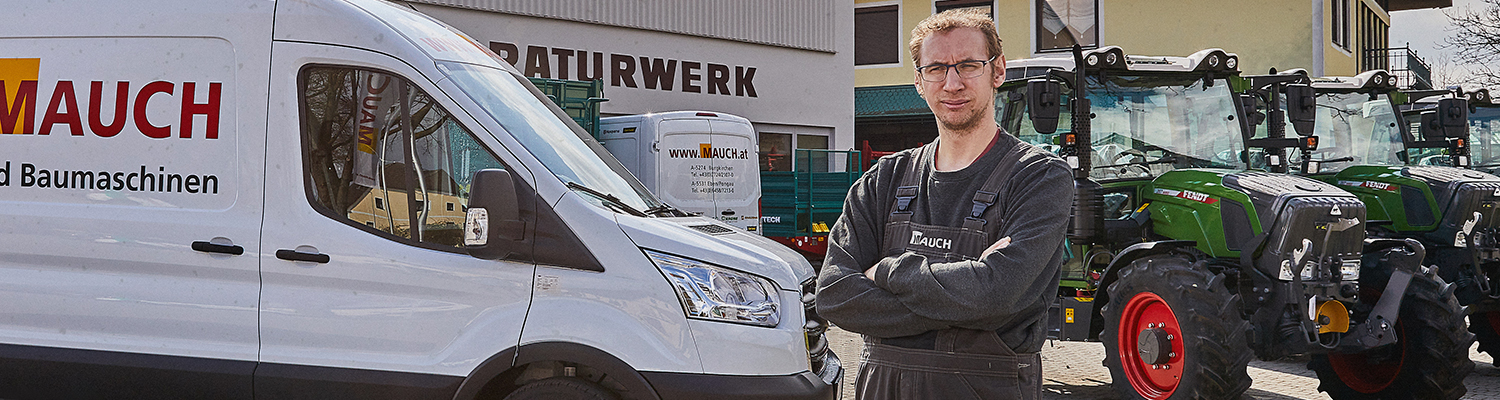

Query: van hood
[615,215,814,291]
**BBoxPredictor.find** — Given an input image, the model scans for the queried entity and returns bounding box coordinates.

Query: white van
[0,1,839,399]
[599,112,761,233]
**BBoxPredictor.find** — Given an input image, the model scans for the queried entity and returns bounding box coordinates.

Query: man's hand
[980,236,1011,259]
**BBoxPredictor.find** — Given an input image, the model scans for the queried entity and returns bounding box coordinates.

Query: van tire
[502,377,620,400]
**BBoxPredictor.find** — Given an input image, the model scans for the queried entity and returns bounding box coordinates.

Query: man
[816,8,1071,400]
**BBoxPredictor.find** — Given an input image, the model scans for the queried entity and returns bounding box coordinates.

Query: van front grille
[802,278,829,374]
[688,224,734,235]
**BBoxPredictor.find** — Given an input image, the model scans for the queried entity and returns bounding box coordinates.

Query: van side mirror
[465,169,529,260]
[1285,84,1316,136]
[1437,97,1469,138]
[1027,79,1062,134]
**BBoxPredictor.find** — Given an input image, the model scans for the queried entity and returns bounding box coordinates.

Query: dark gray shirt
[815,132,1072,353]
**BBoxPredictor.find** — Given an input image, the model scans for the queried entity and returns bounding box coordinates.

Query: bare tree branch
[1444,0,1500,87]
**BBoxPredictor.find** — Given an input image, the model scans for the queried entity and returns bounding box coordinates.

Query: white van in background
[599,112,762,233]
[0,1,838,399]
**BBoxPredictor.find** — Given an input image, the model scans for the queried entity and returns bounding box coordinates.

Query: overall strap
[888,144,933,224]
[963,142,1031,231]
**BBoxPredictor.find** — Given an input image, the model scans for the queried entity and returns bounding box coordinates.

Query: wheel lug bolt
[1169,352,1176,358]
[1166,334,1174,340]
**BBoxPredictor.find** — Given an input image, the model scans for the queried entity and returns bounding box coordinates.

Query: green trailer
[760,149,861,259]
[526,77,608,139]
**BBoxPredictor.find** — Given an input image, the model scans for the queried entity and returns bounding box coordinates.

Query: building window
[1356,2,1391,71]
[1036,0,1098,53]
[936,0,993,17]
[1332,0,1351,51]
[796,135,833,172]
[856,5,901,65]
[760,132,793,171]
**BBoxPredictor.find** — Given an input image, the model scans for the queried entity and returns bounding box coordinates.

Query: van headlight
[646,249,780,327]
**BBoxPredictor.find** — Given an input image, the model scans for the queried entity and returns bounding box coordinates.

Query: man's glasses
[916,56,997,82]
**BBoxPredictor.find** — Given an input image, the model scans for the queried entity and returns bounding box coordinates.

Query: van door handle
[276,249,330,264]
[192,241,244,255]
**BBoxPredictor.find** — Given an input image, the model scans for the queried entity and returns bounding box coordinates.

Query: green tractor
[1385,86,1500,362]
[1001,47,1471,399]
[1238,68,1480,398]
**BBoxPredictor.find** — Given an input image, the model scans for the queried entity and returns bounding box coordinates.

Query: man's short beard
[937,108,984,133]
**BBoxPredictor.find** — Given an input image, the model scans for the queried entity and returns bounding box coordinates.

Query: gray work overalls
[857,142,1042,400]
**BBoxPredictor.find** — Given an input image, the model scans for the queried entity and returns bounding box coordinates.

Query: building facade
[854,0,1448,152]
[404,0,856,165]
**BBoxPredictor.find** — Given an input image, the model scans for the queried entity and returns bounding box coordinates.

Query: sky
[1390,0,1488,88]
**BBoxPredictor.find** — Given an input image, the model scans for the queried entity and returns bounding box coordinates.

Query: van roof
[602,111,753,124]
[6,0,517,75]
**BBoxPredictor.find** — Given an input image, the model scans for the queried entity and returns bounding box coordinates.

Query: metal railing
[1363,46,1434,90]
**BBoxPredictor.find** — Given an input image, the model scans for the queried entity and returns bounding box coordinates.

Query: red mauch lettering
[1,79,223,138]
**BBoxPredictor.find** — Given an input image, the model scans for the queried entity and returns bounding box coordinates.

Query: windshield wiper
[642,203,688,217]
[1095,155,1179,169]
[1311,156,1355,164]
[566,181,648,217]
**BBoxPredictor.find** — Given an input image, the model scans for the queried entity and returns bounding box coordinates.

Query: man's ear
[914,69,925,97]
[992,55,1006,89]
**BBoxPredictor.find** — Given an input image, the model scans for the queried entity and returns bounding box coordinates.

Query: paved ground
[828,326,1500,399]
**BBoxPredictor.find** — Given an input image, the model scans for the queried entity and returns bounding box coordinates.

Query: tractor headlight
[647,249,780,327]
[1340,259,1360,281]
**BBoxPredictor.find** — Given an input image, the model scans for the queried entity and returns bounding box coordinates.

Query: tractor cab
[1001,47,1472,400]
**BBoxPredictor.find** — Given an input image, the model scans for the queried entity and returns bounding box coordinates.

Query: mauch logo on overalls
[909,230,952,250]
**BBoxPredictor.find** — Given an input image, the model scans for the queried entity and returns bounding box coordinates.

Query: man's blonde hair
[909,8,1003,66]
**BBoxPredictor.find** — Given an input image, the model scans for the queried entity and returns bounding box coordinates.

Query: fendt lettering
[1,78,222,139]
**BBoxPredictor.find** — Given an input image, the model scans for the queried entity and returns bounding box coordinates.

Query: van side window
[299,66,507,249]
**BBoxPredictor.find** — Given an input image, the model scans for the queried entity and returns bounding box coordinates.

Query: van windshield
[436,61,661,212]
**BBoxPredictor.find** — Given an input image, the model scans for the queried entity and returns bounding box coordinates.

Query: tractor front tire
[1309,267,1474,400]
[1101,254,1253,400]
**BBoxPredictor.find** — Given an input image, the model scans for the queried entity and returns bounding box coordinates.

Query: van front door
[258,42,534,397]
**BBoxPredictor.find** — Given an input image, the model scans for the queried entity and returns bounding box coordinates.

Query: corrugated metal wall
[404,0,837,53]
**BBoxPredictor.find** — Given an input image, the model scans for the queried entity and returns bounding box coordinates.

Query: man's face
[914,27,1005,133]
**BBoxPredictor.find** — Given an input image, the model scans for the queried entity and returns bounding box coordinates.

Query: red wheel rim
[1327,322,1406,394]
[1488,311,1500,334]
[1118,292,1184,400]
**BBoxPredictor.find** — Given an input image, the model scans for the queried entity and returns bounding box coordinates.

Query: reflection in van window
[299,66,506,248]
[436,61,661,213]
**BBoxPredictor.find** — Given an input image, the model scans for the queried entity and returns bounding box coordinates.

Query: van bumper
[642,351,842,400]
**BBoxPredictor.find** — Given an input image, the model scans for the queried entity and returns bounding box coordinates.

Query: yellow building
[854,0,1449,151]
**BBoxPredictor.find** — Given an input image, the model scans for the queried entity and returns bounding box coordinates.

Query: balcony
[1362,46,1435,90]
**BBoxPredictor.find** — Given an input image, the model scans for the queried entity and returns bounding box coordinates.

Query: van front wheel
[503,377,620,400]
